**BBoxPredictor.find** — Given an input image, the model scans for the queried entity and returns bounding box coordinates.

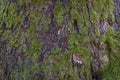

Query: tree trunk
[0,0,119,80]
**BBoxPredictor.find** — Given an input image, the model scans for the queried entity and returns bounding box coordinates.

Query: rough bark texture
[0,0,120,80]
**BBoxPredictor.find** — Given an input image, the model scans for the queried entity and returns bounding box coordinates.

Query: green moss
[41,33,91,79]
[28,39,42,59]
[101,53,120,79]
[1,0,120,80]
